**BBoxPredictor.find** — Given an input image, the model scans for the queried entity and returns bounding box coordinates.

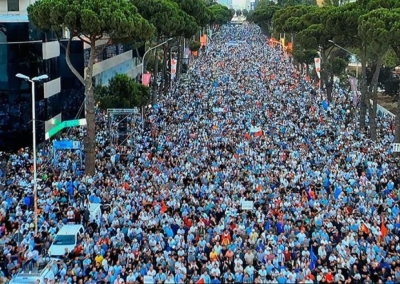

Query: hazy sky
[232,0,246,9]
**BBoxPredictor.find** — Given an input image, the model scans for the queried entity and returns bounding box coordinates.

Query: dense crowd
[0,24,399,284]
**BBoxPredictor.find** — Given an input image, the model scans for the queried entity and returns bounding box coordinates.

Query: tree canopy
[171,0,211,28]
[28,0,155,175]
[209,4,234,27]
[28,0,154,45]
[95,74,150,110]
[130,0,184,38]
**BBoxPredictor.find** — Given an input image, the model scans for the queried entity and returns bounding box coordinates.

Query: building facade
[217,0,232,8]
[0,0,143,151]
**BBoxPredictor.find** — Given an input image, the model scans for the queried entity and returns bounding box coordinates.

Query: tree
[171,0,209,79]
[386,7,400,143]
[273,5,315,34]
[131,0,184,39]
[325,2,369,130]
[131,0,184,97]
[358,8,394,140]
[236,9,242,16]
[95,74,150,110]
[209,4,233,31]
[189,40,201,54]
[322,0,340,6]
[242,9,249,17]
[292,47,318,75]
[28,0,154,175]
[296,7,338,101]
[172,0,211,27]
[251,4,281,36]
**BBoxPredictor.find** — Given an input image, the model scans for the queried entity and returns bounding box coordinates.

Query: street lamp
[15,73,49,234]
[141,38,173,114]
[328,40,359,79]
[141,38,173,83]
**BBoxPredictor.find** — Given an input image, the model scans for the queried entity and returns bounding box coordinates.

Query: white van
[88,203,101,223]
[48,224,84,258]
[9,259,55,284]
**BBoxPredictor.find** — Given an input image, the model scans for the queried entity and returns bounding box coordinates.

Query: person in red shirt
[325,271,334,283]
[221,230,232,246]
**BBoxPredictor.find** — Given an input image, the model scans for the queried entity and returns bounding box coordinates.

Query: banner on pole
[314,58,321,78]
[142,73,151,86]
[184,48,190,59]
[171,59,177,80]
[200,34,208,47]
[349,77,358,106]
[349,77,358,92]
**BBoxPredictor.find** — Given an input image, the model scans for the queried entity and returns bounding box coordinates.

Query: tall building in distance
[250,0,259,10]
[245,0,259,11]
[217,0,233,8]
[0,0,143,151]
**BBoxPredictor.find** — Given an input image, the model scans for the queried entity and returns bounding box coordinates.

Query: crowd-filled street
[1,24,399,284]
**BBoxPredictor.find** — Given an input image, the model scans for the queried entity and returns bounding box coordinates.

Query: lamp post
[141,38,174,84]
[15,73,49,234]
[141,38,173,114]
[328,40,359,79]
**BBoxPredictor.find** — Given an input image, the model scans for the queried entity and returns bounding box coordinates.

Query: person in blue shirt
[277,272,287,284]
[200,271,211,284]
[211,275,222,284]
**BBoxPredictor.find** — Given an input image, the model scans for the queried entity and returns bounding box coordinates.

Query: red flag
[381,216,388,238]
[196,278,205,284]
[254,130,263,137]
[244,133,250,140]
[360,223,370,235]
[160,201,168,214]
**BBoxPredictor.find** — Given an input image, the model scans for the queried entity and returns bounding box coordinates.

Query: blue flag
[334,185,342,199]
[310,246,317,270]
[265,219,271,231]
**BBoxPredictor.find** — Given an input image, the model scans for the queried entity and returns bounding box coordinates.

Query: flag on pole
[310,246,317,270]
[314,58,321,78]
[160,201,168,214]
[381,216,388,238]
[334,184,342,199]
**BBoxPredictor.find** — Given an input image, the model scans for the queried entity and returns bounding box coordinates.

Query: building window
[7,0,19,12]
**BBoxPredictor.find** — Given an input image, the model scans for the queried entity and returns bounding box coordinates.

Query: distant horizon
[217,0,246,9]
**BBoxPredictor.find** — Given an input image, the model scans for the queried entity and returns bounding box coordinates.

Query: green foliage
[277,0,302,6]
[95,74,150,109]
[242,9,249,17]
[272,5,315,34]
[358,8,394,55]
[383,49,400,69]
[252,5,281,26]
[209,4,233,26]
[131,0,184,38]
[28,0,155,43]
[292,47,318,65]
[331,57,348,75]
[171,0,210,27]
[177,10,199,38]
[296,7,336,50]
[322,0,340,7]
[236,10,242,16]
[189,40,201,52]
[204,0,216,7]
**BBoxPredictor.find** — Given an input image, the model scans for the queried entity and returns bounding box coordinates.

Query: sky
[232,0,246,9]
